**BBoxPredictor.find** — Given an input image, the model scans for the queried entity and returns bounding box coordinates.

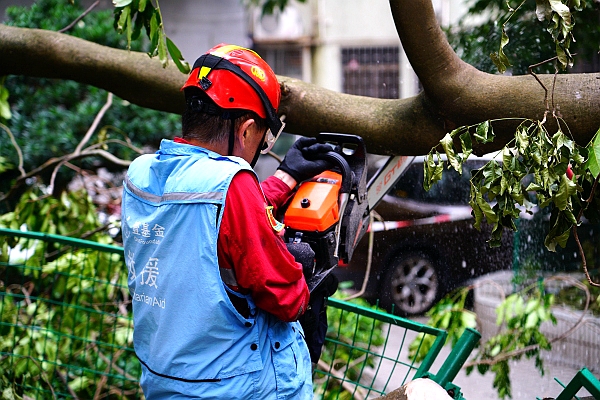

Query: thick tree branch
[0,24,186,114]
[2,0,600,158]
[389,0,600,153]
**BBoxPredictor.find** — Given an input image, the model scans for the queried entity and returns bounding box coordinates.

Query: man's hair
[182,89,267,144]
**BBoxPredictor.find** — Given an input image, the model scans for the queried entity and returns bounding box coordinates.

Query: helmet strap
[249,130,267,168]
[228,121,235,156]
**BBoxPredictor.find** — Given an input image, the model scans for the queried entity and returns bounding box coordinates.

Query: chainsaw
[282,132,414,293]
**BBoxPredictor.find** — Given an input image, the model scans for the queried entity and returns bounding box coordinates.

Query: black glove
[286,242,316,280]
[278,137,333,183]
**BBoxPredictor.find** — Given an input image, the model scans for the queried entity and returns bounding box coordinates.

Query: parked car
[333,155,599,316]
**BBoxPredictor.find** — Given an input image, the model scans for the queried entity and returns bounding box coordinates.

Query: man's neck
[175,136,227,155]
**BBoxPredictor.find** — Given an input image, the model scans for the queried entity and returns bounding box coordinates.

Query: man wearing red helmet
[122,44,332,399]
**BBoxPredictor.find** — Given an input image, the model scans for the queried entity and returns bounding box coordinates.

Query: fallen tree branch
[464,275,591,368]
[0,122,25,176]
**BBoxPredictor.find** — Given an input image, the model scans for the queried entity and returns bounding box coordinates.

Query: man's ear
[236,118,256,149]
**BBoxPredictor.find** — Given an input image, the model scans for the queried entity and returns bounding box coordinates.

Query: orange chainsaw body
[284,170,342,232]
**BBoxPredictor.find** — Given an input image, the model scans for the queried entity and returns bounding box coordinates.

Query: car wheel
[381,253,440,316]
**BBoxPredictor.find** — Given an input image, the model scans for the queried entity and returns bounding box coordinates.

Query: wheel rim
[389,255,438,314]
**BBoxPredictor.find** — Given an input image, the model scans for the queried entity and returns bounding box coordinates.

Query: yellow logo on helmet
[251,66,266,81]
[211,44,261,59]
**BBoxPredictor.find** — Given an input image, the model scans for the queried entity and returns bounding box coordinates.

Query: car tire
[380,253,440,316]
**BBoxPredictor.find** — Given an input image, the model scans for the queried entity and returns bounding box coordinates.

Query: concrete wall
[0,0,248,64]
[308,0,468,97]
[160,0,248,63]
[311,0,403,93]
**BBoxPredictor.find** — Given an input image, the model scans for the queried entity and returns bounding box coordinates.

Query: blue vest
[122,140,310,396]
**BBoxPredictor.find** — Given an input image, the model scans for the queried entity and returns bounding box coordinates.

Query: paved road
[367,322,594,400]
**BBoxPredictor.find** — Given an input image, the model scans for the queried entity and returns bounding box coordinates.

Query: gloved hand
[278,137,333,183]
[286,242,316,279]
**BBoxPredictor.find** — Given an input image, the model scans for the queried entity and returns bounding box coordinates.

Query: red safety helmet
[181,44,284,143]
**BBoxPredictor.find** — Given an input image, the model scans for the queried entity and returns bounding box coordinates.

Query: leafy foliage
[410,283,556,399]
[112,0,189,73]
[1,0,180,192]
[0,230,138,398]
[424,120,599,251]
[408,288,477,363]
[446,0,600,74]
[313,288,386,399]
[0,184,112,241]
[474,285,556,399]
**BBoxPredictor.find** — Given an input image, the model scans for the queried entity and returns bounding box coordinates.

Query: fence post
[432,327,481,388]
[555,368,600,400]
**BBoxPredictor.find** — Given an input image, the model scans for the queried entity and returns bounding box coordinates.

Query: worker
[121,43,333,399]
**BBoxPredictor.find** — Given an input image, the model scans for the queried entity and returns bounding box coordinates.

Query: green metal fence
[0,228,139,399]
[0,228,477,399]
[538,368,600,400]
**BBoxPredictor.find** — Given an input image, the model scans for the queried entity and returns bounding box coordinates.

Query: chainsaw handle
[312,151,353,194]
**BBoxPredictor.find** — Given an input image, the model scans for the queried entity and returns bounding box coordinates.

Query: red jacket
[217,171,309,322]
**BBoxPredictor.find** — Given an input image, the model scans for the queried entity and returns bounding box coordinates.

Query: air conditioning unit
[252,5,305,41]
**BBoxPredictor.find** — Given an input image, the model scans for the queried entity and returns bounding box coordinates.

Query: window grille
[342,47,400,99]
[254,46,303,80]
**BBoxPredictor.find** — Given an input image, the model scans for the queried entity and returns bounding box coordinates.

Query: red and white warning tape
[369,208,473,232]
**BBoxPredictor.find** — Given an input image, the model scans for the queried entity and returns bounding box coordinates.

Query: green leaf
[545,227,570,251]
[158,35,168,67]
[500,174,510,196]
[585,127,600,178]
[477,191,499,224]
[555,43,569,70]
[113,0,132,6]
[149,11,160,56]
[548,0,571,24]
[525,313,539,328]
[138,0,147,12]
[461,311,477,328]
[440,133,461,172]
[126,7,133,49]
[481,160,502,190]
[553,173,577,210]
[554,130,574,153]
[166,37,191,74]
[470,197,483,230]
[490,29,512,74]
[516,126,529,154]
[116,5,130,33]
[474,120,495,144]
[460,131,473,159]
[525,182,543,192]
[544,210,572,251]
[0,77,11,120]
[423,152,443,191]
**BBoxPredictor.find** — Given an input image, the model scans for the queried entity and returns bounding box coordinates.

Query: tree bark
[1,0,599,157]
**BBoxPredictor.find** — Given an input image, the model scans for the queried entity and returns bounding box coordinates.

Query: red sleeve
[260,175,295,213]
[217,171,309,322]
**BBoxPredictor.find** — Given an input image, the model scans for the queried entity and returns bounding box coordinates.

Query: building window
[342,47,400,99]
[254,45,303,80]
